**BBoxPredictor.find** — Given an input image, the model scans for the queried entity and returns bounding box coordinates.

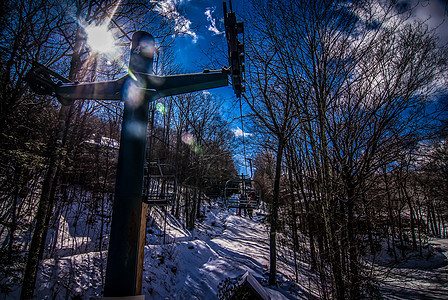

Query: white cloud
[153,0,198,42]
[409,0,448,45]
[232,127,252,138]
[205,7,224,35]
[347,0,448,97]
[352,0,448,45]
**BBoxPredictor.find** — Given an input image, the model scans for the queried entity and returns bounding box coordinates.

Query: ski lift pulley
[223,0,245,97]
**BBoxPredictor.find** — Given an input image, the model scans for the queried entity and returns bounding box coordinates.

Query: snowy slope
[30,202,304,299]
[379,238,448,299]
[141,203,303,299]
[20,201,448,299]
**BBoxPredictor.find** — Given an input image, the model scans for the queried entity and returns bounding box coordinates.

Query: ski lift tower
[25,1,244,298]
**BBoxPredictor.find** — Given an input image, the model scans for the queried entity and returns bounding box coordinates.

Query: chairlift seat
[223,175,262,210]
[142,161,177,206]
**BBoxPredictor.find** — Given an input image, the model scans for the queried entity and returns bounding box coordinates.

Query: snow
[140,204,295,299]
[24,202,302,299]
[6,201,448,299]
[378,238,448,299]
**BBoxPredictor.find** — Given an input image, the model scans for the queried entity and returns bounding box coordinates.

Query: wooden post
[136,202,148,294]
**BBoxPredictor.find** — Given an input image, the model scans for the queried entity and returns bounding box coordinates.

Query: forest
[1,0,447,299]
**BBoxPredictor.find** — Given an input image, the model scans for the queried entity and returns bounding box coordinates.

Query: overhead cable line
[239,95,249,177]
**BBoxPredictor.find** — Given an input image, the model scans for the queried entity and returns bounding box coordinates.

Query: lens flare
[156,102,166,114]
[125,121,147,140]
[193,145,202,154]
[123,79,145,108]
[180,132,203,154]
[181,132,194,145]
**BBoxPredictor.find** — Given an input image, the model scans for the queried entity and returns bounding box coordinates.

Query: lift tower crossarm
[29,68,228,105]
[148,70,228,100]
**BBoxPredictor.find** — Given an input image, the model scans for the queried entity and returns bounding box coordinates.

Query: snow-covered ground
[140,203,306,299]
[379,238,448,299]
[7,201,447,299]
[27,202,306,299]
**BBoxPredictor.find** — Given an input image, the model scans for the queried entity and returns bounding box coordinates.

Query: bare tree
[246,0,446,297]
[244,2,307,282]
[167,92,236,229]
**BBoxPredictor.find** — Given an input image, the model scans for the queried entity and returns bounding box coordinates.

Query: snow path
[176,217,271,299]
[143,205,304,299]
[146,205,448,300]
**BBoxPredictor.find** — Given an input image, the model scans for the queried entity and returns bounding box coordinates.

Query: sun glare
[85,24,116,54]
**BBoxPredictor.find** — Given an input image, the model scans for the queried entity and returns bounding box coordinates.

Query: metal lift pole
[103,31,154,297]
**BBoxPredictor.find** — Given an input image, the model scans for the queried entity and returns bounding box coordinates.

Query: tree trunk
[286,167,299,282]
[402,183,417,250]
[346,184,360,299]
[269,141,284,285]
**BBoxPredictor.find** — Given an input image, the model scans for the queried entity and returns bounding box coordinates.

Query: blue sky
[155,0,447,98]
[153,0,245,97]
[151,0,252,174]
[157,0,243,65]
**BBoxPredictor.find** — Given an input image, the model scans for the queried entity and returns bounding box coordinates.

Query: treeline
[245,0,448,299]
[0,0,236,298]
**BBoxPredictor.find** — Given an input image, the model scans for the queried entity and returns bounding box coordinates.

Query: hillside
[6,201,446,299]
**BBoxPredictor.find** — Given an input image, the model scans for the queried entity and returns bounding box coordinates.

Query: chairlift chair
[142,161,177,206]
[224,175,262,209]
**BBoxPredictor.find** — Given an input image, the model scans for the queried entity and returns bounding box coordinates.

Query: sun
[84,24,116,55]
